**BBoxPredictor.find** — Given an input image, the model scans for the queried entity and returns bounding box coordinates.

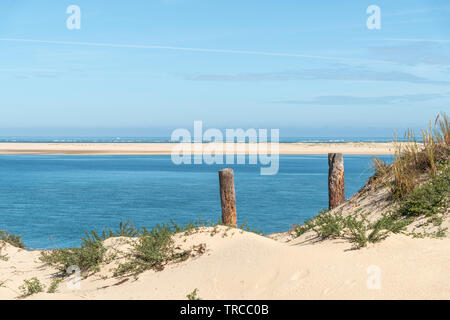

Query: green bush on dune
[0,231,25,249]
[39,218,235,278]
[113,223,191,277]
[40,236,107,276]
[19,277,44,298]
[397,165,450,218]
[372,112,449,200]
[295,113,450,248]
[294,209,410,248]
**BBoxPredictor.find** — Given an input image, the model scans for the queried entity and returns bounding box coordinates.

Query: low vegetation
[113,222,191,277]
[113,219,263,277]
[40,235,107,276]
[397,165,449,218]
[38,218,259,279]
[0,231,25,262]
[39,221,160,277]
[0,253,8,261]
[19,277,44,298]
[295,112,449,247]
[0,231,25,249]
[186,288,201,300]
[295,209,410,248]
[47,278,63,294]
[372,112,449,200]
[0,242,9,262]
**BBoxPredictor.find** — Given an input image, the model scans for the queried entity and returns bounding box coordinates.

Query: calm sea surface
[0,155,392,249]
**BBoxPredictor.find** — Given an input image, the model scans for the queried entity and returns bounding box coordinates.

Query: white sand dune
[1,225,449,300]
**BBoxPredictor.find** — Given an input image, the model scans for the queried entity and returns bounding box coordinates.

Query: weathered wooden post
[328,153,345,210]
[218,168,237,227]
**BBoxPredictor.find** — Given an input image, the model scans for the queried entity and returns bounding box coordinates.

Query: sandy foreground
[0,142,404,155]
[1,226,449,300]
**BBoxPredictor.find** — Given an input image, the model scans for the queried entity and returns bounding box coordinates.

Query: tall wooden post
[328,153,345,210]
[218,168,237,227]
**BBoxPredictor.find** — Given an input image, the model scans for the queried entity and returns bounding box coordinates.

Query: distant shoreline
[0,142,405,155]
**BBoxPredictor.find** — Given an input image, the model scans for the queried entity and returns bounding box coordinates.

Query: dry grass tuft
[372,112,449,200]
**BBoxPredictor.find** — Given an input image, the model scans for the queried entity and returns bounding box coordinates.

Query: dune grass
[295,112,449,247]
[294,209,410,248]
[40,236,107,276]
[39,218,256,278]
[397,165,449,218]
[0,231,25,249]
[187,288,201,300]
[18,277,44,298]
[372,112,449,200]
[113,222,191,277]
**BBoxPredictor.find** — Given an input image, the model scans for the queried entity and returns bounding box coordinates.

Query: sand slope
[1,226,449,300]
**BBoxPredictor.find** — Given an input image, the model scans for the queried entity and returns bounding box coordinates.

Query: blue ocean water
[0,155,392,249]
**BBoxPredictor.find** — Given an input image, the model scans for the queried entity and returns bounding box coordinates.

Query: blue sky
[0,0,449,137]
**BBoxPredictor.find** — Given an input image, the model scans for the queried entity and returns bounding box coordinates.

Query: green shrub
[81,221,140,242]
[47,278,63,293]
[372,112,449,200]
[0,231,25,249]
[19,278,44,297]
[40,237,106,276]
[39,221,147,276]
[239,221,263,235]
[294,114,449,247]
[345,215,370,247]
[0,242,9,261]
[187,288,201,300]
[295,209,344,239]
[39,219,257,278]
[114,223,190,276]
[294,210,409,248]
[397,166,449,218]
[314,210,345,238]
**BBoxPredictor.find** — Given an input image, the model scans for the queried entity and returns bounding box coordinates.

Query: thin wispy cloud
[0,68,64,79]
[379,38,450,44]
[0,68,62,73]
[367,42,450,66]
[0,38,388,64]
[182,68,449,85]
[384,4,450,17]
[273,93,450,106]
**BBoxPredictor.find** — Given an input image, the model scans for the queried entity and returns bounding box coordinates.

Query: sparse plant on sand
[113,223,191,277]
[295,113,449,247]
[397,165,449,218]
[0,231,25,249]
[37,218,260,279]
[19,277,44,297]
[239,221,263,235]
[372,112,449,200]
[186,288,201,300]
[113,218,262,277]
[0,242,9,261]
[47,278,63,293]
[294,209,408,248]
[40,236,107,277]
